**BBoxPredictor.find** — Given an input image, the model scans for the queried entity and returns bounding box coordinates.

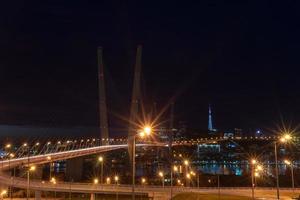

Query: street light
[177,179,181,185]
[256,165,263,172]
[106,177,111,184]
[27,166,36,200]
[184,160,189,166]
[50,177,57,198]
[114,176,119,200]
[46,156,52,182]
[173,165,178,172]
[8,153,15,198]
[98,156,104,184]
[186,173,191,179]
[141,177,146,185]
[284,159,294,194]
[93,178,99,184]
[131,125,152,200]
[114,176,119,184]
[250,159,257,200]
[186,173,191,187]
[0,190,7,199]
[50,177,56,183]
[171,165,179,199]
[158,171,164,187]
[143,126,151,135]
[274,133,292,200]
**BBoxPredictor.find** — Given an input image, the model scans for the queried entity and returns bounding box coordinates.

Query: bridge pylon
[128,45,142,156]
[97,47,109,145]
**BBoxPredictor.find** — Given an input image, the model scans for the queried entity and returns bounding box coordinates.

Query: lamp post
[186,173,191,187]
[158,171,164,187]
[9,153,14,199]
[106,177,111,184]
[141,177,146,188]
[250,159,256,200]
[114,176,119,200]
[94,178,99,184]
[50,177,57,198]
[27,166,36,200]
[274,141,280,200]
[1,190,7,200]
[284,159,294,194]
[131,125,152,200]
[46,156,52,181]
[171,165,178,199]
[274,133,292,200]
[184,160,189,187]
[98,156,104,184]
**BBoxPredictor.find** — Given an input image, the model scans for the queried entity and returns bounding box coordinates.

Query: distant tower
[208,104,214,132]
[97,47,109,145]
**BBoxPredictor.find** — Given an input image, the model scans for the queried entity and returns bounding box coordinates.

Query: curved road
[0,143,298,200]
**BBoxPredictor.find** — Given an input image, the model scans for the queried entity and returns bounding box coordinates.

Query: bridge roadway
[0,140,297,200]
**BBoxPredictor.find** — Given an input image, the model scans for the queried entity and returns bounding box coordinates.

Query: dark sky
[0,1,300,136]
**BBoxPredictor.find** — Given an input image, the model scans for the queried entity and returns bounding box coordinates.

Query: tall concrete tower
[208,104,213,132]
[97,47,109,145]
[128,45,142,138]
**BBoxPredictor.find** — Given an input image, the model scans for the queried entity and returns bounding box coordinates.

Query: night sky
[0,1,300,137]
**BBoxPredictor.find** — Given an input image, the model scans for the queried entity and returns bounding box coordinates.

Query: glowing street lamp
[186,173,191,179]
[50,177,56,183]
[184,160,189,166]
[0,190,7,199]
[284,159,295,194]
[177,179,181,185]
[250,158,257,200]
[280,133,292,143]
[114,176,119,183]
[190,171,196,176]
[256,165,263,172]
[171,165,179,199]
[114,176,119,200]
[106,177,111,184]
[158,171,164,187]
[5,144,11,149]
[185,173,192,187]
[141,178,146,185]
[139,131,145,138]
[173,165,178,172]
[143,126,152,135]
[29,166,36,172]
[98,156,104,184]
[131,125,152,200]
[27,166,36,200]
[274,133,292,200]
[251,159,257,165]
[93,178,99,184]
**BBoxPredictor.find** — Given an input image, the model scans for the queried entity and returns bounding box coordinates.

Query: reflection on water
[195,161,296,176]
